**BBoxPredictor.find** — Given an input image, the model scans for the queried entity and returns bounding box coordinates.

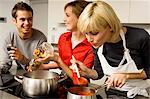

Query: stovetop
[2,82,104,99]
[3,84,66,99]
[20,91,59,99]
[1,78,106,99]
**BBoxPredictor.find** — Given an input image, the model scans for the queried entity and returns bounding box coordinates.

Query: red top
[58,32,94,68]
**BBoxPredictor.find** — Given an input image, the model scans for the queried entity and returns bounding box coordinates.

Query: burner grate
[20,91,58,99]
[3,83,68,99]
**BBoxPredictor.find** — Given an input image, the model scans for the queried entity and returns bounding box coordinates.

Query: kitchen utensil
[77,77,88,86]
[6,34,20,73]
[7,34,14,51]
[71,56,88,86]
[14,70,67,96]
[71,55,80,78]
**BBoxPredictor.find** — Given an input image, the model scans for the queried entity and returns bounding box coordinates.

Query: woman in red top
[36,1,94,83]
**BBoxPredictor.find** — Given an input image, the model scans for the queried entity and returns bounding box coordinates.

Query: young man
[1,2,47,74]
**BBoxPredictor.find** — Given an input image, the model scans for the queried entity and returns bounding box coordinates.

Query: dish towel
[127,87,149,98]
[116,79,150,98]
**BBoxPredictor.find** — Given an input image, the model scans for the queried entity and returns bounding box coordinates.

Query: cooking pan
[14,70,67,96]
[67,84,106,99]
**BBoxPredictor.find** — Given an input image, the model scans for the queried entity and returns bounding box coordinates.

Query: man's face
[13,10,33,39]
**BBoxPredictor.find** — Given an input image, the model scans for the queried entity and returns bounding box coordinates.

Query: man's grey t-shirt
[1,28,47,71]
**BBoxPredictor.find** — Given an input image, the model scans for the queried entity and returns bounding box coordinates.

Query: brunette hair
[64,0,91,18]
[12,1,33,19]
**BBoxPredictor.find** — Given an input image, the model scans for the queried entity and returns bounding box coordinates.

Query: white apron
[97,30,150,98]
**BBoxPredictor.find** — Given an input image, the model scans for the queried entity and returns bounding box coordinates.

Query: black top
[93,26,150,79]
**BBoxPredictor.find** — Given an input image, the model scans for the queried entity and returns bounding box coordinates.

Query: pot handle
[14,75,23,84]
[89,83,107,93]
[58,73,68,83]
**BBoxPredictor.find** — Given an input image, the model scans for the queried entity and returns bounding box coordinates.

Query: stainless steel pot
[14,70,66,96]
[67,84,105,99]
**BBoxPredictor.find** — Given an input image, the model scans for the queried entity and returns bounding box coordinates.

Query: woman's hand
[26,66,33,72]
[35,52,58,63]
[35,54,51,63]
[26,63,48,72]
[73,60,89,77]
[106,73,128,90]
[71,60,99,79]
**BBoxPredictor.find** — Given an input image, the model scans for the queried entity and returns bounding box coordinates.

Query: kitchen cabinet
[48,0,68,43]
[47,0,150,43]
[88,0,150,23]
[129,0,150,23]
[104,0,130,23]
[48,0,67,24]
[31,0,48,37]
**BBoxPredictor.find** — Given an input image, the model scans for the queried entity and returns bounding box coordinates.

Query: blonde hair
[77,1,122,43]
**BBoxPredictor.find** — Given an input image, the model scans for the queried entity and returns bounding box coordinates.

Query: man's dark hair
[12,1,33,19]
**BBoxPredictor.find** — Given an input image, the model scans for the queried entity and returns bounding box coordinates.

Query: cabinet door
[103,0,130,23]
[48,0,67,24]
[129,0,150,23]
[48,0,68,43]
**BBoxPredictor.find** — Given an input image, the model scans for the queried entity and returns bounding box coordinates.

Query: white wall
[0,0,30,35]
[48,0,68,44]
[30,0,48,37]
[0,0,21,54]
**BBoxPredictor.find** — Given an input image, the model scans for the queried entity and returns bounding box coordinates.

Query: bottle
[28,42,54,71]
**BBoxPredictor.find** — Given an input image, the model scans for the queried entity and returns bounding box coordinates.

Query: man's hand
[8,47,25,63]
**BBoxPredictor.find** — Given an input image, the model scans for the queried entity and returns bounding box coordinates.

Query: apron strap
[120,30,132,62]
[120,30,127,50]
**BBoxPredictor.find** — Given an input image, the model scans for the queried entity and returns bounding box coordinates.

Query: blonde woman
[76,1,150,98]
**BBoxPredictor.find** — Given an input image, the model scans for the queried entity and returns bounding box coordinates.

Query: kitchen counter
[0,84,149,99]
[0,72,149,99]
[89,83,149,99]
[0,90,20,99]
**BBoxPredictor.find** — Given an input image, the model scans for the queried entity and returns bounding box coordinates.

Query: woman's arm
[75,60,99,79]
[125,70,147,79]
[38,62,59,70]
[106,70,147,89]
[53,53,74,79]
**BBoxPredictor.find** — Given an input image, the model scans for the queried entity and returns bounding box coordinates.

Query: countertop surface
[0,90,20,99]
[0,84,149,99]
[88,83,149,99]
[0,69,149,99]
